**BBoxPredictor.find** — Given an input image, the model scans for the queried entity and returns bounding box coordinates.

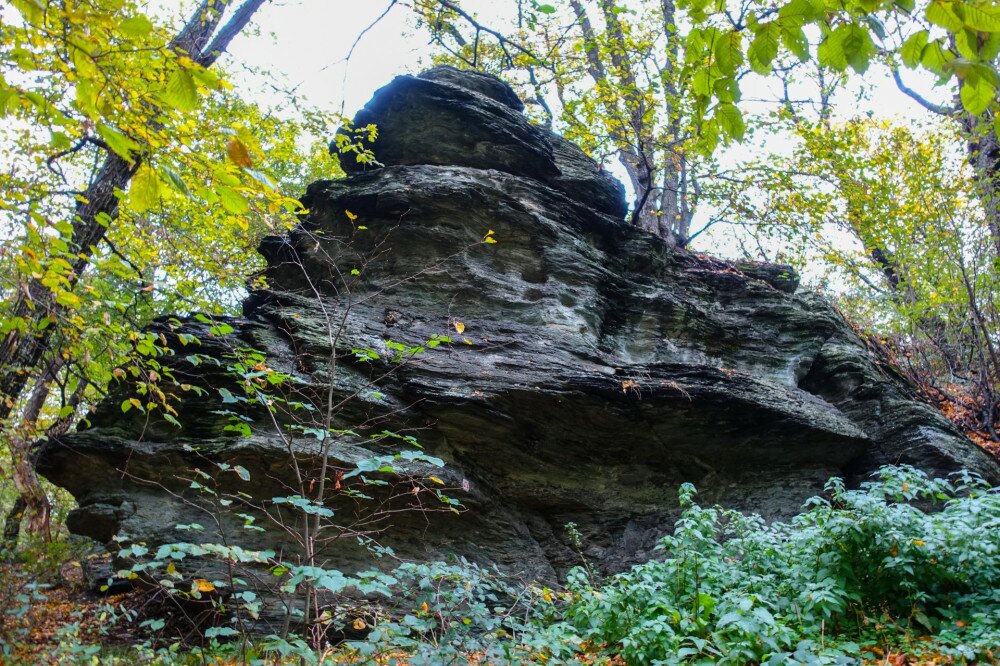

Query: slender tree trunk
[568,0,669,240]
[962,110,1000,258]
[2,497,27,555]
[10,455,50,543]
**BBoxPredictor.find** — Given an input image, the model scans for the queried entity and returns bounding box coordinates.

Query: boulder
[340,66,628,219]
[40,68,999,598]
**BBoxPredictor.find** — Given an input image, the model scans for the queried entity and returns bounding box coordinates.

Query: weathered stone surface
[40,69,999,594]
[341,66,628,219]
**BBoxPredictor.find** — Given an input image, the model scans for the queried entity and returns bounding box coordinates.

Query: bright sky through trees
[213,0,957,259]
[222,2,946,126]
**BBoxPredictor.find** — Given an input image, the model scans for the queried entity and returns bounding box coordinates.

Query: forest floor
[0,558,988,665]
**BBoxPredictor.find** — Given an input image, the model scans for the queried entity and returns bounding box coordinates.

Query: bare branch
[891,67,954,116]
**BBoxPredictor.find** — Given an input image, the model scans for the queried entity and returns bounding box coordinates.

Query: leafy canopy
[680,0,1000,150]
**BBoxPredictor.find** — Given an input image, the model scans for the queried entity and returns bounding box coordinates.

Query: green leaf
[819,23,875,73]
[747,23,780,74]
[900,31,928,68]
[70,44,97,79]
[54,290,81,308]
[982,32,1000,60]
[210,322,234,335]
[842,24,876,73]
[715,102,745,141]
[129,165,162,213]
[162,167,190,196]
[778,0,821,21]
[781,25,810,62]
[233,465,250,482]
[73,80,98,117]
[692,68,712,97]
[926,0,964,31]
[714,31,743,75]
[97,125,141,161]
[713,76,741,103]
[160,68,199,112]
[960,74,995,115]
[535,3,556,13]
[818,29,848,70]
[920,40,950,75]
[10,0,46,25]
[120,15,153,37]
[962,2,1000,30]
[218,186,250,214]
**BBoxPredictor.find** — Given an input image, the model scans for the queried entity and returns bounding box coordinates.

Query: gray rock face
[341,67,628,219]
[40,68,999,588]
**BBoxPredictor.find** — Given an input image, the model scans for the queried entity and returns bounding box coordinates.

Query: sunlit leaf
[226,138,253,167]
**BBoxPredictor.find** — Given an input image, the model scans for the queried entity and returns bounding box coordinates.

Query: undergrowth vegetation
[5,465,998,664]
[544,465,1000,665]
[343,465,1000,664]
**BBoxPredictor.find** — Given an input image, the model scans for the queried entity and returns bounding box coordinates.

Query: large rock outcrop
[40,68,999,588]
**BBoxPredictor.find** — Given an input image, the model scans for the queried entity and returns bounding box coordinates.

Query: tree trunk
[962,110,1000,258]
[2,497,27,555]
[9,454,51,543]
[0,153,136,423]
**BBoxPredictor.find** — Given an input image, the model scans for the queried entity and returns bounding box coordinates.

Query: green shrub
[548,465,1000,664]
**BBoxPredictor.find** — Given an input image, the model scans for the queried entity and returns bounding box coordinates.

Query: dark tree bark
[962,110,1000,258]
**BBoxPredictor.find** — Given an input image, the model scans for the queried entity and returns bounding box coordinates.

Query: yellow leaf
[352,617,366,630]
[453,320,465,334]
[129,165,162,213]
[55,290,82,308]
[161,68,199,112]
[226,138,253,167]
[194,579,215,592]
[429,476,444,485]
[166,562,176,575]
[420,602,429,612]
[913,539,925,547]
[345,209,358,221]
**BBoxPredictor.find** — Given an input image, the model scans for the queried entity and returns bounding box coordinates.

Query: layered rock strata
[40,67,999,586]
